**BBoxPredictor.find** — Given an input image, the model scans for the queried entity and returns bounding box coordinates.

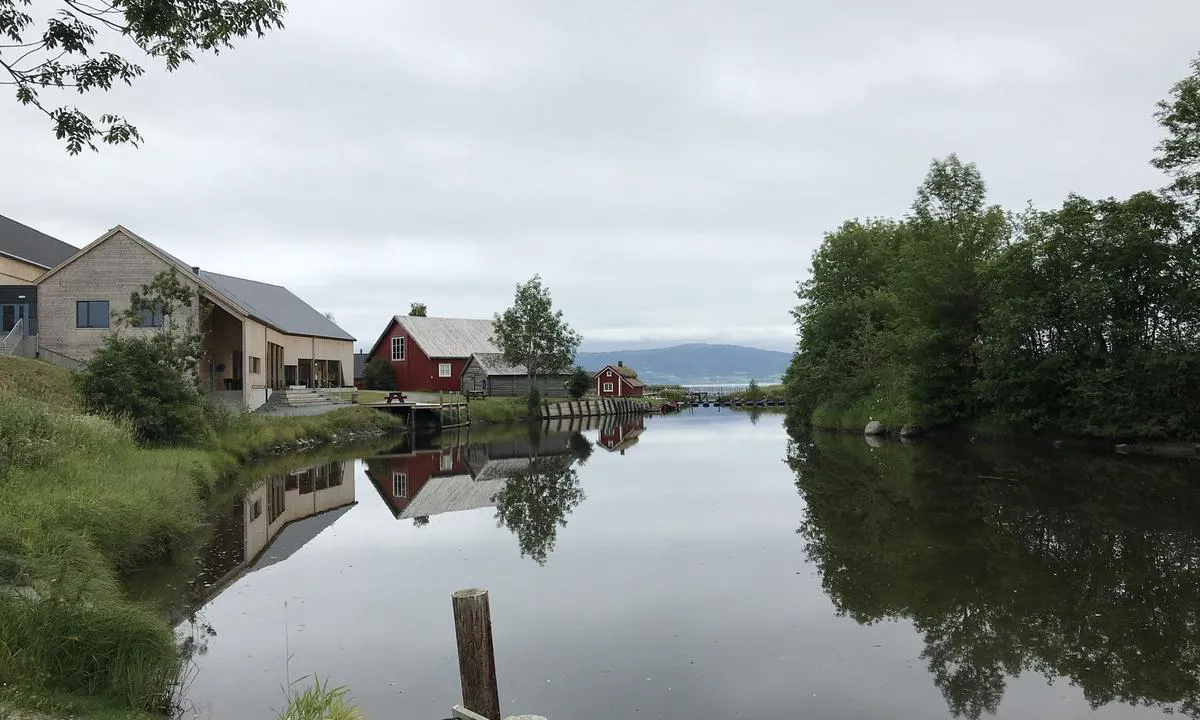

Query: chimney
[617,360,623,367]
[191,266,200,275]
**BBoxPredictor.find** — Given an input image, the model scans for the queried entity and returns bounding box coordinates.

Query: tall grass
[0,358,404,718]
[276,678,363,720]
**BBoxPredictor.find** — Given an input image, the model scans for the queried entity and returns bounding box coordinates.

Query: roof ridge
[199,268,288,290]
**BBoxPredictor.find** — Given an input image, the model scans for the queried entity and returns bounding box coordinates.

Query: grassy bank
[0,357,402,719]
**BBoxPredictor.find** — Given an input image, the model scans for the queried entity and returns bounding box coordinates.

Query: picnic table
[385,391,408,404]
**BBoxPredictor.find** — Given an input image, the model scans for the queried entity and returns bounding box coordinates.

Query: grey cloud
[3,0,1199,349]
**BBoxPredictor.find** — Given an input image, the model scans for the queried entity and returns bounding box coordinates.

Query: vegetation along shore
[0,355,402,720]
[783,55,1200,444]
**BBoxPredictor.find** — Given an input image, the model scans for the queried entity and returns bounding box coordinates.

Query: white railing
[0,319,23,356]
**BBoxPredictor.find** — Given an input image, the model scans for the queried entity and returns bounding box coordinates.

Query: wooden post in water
[452,588,501,720]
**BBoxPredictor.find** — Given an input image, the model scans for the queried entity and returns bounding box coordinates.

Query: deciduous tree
[408,302,427,317]
[0,0,286,154]
[491,274,581,404]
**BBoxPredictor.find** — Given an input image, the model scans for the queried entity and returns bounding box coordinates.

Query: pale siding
[37,231,200,364]
[0,255,43,283]
[268,330,354,384]
[243,317,270,410]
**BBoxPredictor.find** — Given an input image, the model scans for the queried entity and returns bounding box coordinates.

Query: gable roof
[466,352,573,377]
[593,364,645,387]
[38,226,354,341]
[0,214,77,270]
[391,316,500,358]
[198,269,353,341]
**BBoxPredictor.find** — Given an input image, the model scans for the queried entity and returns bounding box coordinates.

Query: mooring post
[452,588,501,720]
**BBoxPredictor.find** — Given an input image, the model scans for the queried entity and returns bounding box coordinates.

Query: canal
[144,409,1200,719]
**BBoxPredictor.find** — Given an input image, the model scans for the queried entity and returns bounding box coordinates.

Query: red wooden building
[593,362,646,397]
[366,316,500,392]
[599,415,645,454]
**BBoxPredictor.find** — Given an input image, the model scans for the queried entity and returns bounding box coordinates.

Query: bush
[525,386,543,413]
[73,333,210,446]
[567,366,591,399]
[362,357,395,390]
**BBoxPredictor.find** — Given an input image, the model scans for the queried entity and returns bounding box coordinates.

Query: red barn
[366,316,500,392]
[599,416,645,454]
[593,362,646,397]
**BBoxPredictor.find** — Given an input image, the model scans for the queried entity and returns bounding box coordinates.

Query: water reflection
[363,417,607,564]
[173,458,355,657]
[788,433,1200,719]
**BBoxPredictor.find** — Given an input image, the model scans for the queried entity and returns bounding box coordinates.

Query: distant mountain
[573,343,792,386]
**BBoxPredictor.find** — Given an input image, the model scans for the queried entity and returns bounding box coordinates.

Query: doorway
[1,303,29,335]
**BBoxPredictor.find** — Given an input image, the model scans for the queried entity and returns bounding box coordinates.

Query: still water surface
[162,410,1200,719]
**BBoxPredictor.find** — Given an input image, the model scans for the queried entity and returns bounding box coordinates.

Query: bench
[384,391,408,404]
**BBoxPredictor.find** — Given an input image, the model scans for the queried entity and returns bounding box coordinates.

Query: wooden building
[366,315,500,392]
[460,352,571,397]
[36,226,355,410]
[0,213,77,356]
[599,415,645,454]
[593,361,646,397]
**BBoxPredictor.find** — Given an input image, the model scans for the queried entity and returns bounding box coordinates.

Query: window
[250,356,262,374]
[439,362,452,378]
[75,300,110,328]
[440,452,453,472]
[135,304,164,327]
[250,499,262,521]
[391,336,406,361]
[602,382,614,393]
[606,369,613,377]
[393,472,407,499]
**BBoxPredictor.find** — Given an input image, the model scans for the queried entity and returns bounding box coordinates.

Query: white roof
[398,475,505,519]
[396,316,499,358]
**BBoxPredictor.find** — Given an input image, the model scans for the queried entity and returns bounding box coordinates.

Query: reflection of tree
[789,433,1200,719]
[492,453,585,566]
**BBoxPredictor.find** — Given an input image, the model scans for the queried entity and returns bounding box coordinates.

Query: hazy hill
[574,343,791,386]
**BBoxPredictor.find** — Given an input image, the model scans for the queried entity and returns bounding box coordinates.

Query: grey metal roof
[397,316,499,358]
[200,270,355,341]
[471,352,527,376]
[469,352,573,376]
[0,214,77,270]
[353,352,369,379]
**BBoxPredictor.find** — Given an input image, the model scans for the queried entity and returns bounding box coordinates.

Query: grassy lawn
[0,357,402,720]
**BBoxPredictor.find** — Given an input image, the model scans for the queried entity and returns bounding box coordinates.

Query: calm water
[158,409,1200,720]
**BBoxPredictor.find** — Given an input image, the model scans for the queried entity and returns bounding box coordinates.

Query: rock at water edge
[864,420,885,436]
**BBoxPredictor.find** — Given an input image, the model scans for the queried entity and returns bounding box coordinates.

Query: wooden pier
[367,400,471,430]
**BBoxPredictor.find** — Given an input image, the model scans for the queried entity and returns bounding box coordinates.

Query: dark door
[1,304,29,334]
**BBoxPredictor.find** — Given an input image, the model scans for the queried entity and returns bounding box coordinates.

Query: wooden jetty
[367,397,471,430]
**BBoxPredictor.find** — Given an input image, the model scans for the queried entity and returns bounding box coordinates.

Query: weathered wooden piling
[452,588,502,720]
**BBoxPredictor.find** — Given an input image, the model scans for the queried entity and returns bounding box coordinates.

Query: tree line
[785,54,1200,441]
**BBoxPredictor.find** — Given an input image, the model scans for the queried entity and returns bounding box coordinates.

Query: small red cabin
[593,362,645,397]
[365,316,500,392]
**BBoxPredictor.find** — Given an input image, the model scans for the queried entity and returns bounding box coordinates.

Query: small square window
[75,300,110,329]
[602,382,614,393]
[439,362,452,378]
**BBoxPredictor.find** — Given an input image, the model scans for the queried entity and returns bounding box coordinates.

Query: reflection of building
[364,424,589,521]
[598,415,645,454]
[192,459,356,602]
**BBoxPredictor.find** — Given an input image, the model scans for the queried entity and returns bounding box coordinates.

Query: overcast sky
[3,1,1198,352]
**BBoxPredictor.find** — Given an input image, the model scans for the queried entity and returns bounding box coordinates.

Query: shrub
[73,333,210,446]
[525,385,543,413]
[362,357,395,390]
[567,366,591,399]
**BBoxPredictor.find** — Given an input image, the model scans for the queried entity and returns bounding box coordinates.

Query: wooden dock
[367,401,471,430]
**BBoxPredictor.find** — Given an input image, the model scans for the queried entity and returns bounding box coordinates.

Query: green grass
[0,358,404,719]
[724,384,787,402]
[276,678,363,720]
[466,396,536,424]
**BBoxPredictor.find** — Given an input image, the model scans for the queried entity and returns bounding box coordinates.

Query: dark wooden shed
[460,353,571,398]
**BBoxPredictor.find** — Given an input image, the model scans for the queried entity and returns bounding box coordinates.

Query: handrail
[0,319,23,355]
